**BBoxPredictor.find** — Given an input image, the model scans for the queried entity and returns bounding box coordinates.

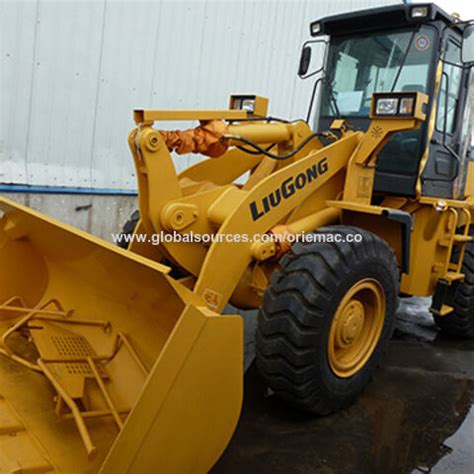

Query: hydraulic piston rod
[227,123,293,145]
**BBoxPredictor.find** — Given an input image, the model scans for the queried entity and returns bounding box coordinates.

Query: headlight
[411,6,429,18]
[310,22,322,36]
[399,97,415,115]
[241,98,255,113]
[371,92,425,120]
[230,95,255,113]
[375,98,399,115]
[229,95,269,117]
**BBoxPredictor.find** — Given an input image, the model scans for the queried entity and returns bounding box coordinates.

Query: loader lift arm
[129,93,427,311]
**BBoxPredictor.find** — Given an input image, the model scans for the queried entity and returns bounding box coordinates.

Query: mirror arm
[441,58,473,69]
[306,76,323,123]
[439,20,474,68]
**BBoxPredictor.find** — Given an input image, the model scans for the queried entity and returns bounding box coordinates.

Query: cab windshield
[320,26,436,117]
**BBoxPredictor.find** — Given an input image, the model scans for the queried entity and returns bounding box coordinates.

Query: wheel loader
[1,2,474,473]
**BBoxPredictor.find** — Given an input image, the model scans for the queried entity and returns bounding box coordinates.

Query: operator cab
[301,3,474,199]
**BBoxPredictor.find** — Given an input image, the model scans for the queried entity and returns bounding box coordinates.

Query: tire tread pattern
[256,226,399,414]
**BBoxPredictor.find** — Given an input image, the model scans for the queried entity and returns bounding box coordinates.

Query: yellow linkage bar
[134,109,248,124]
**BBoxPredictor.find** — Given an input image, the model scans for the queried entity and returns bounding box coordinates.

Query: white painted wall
[1,0,399,191]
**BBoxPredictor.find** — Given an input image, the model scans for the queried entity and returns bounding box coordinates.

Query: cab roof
[312,3,457,37]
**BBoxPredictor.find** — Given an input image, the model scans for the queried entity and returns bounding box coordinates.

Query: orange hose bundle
[159,120,229,158]
[269,225,294,259]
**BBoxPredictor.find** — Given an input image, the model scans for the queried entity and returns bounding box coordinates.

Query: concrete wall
[0,192,137,241]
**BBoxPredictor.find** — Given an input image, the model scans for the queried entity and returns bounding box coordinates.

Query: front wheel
[256,226,399,415]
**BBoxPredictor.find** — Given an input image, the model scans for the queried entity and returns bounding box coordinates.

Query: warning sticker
[415,35,430,51]
[202,288,223,310]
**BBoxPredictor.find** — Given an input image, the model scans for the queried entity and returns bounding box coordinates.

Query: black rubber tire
[256,226,399,415]
[433,228,474,338]
[117,210,140,249]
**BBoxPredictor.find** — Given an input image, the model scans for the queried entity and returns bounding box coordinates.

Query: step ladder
[430,207,472,317]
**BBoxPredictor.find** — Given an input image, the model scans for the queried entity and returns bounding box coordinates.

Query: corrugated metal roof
[1,0,399,190]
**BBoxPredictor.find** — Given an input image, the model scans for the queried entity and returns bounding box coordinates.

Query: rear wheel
[256,226,399,414]
[433,228,474,338]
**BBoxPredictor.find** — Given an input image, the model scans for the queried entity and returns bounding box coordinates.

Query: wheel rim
[328,278,385,378]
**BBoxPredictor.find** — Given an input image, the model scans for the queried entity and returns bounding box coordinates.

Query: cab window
[436,40,463,135]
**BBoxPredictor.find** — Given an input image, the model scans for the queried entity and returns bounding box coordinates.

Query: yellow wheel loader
[1,2,474,472]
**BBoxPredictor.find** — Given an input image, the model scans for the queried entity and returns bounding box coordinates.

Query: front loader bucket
[0,197,242,473]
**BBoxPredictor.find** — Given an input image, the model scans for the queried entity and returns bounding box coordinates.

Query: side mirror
[462,24,474,64]
[298,46,312,77]
[297,40,327,79]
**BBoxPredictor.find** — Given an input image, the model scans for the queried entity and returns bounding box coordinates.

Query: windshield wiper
[390,27,419,92]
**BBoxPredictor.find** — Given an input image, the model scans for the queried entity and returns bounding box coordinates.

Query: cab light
[310,22,322,36]
[411,6,429,18]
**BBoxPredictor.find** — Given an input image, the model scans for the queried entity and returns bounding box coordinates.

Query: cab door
[422,34,471,198]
